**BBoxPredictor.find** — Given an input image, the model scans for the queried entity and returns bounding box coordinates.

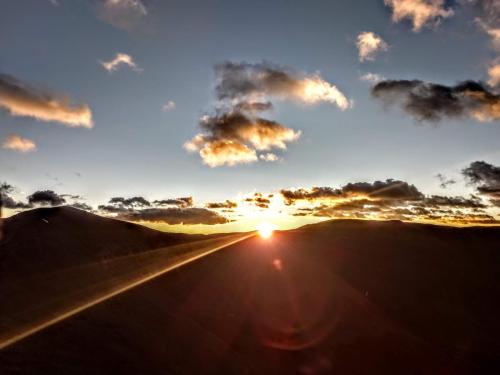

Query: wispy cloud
[359,72,385,84]
[100,53,141,73]
[259,153,279,162]
[2,134,37,153]
[0,74,93,128]
[162,100,176,111]
[384,0,454,32]
[96,0,147,31]
[356,32,389,62]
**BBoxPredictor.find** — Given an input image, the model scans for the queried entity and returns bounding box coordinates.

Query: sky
[1,0,500,233]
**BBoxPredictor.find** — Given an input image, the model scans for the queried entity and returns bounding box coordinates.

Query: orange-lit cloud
[185,136,258,167]
[0,74,93,128]
[357,32,389,62]
[488,63,500,87]
[282,178,497,225]
[215,61,351,110]
[100,53,141,73]
[185,112,299,167]
[384,0,454,32]
[2,134,36,153]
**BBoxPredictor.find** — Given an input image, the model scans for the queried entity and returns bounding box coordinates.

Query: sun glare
[257,222,274,239]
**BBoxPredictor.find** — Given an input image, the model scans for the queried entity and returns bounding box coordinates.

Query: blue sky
[1,0,500,231]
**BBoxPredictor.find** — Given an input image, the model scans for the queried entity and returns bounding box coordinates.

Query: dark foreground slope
[1,219,500,374]
[0,206,201,279]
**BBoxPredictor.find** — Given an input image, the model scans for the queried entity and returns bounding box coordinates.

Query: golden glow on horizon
[257,222,275,239]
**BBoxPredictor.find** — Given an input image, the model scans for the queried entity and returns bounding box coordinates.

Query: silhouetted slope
[0,206,202,279]
[1,219,499,374]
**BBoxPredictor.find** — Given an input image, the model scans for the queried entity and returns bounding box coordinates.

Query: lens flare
[257,222,274,239]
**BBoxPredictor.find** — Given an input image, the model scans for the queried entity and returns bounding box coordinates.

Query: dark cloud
[436,173,456,189]
[463,161,500,198]
[153,197,193,208]
[281,179,423,204]
[281,175,498,225]
[281,187,342,205]
[244,193,271,208]
[0,183,31,210]
[71,202,93,211]
[372,80,500,122]
[233,101,273,113]
[98,196,150,214]
[109,196,151,207]
[206,200,237,209]
[342,179,424,200]
[421,195,486,208]
[119,207,229,225]
[98,204,131,214]
[27,190,66,206]
[61,194,84,200]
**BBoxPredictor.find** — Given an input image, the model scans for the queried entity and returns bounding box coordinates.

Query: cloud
[71,202,93,211]
[372,79,500,122]
[436,173,456,189]
[186,61,350,167]
[233,101,273,113]
[469,0,500,51]
[206,200,237,209]
[153,197,193,208]
[96,0,147,31]
[281,179,423,205]
[384,0,454,32]
[215,61,351,110]
[342,180,424,200]
[100,53,141,73]
[119,207,230,225]
[259,153,279,162]
[284,178,497,225]
[421,195,486,208]
[244,193,271,208]
[0,74,93,128]
[97,196,151,212]
[488,62,500,87]
[27,190,66,206]
[356,32,389,62]
[96,195,228,224]
[2,134,36,153]
[360,72,385,84]
[185,137,258,167]
[162,100,176,111]
[463,161,500,199]
[185,111,299,167]
[0,183,31,209]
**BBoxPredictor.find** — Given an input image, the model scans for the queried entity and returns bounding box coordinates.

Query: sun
[257,222,274,239]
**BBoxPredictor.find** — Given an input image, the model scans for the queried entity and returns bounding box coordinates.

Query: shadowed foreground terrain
[1,209,500,374]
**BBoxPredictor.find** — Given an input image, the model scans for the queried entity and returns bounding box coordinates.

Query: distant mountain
[0,206,202,279]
